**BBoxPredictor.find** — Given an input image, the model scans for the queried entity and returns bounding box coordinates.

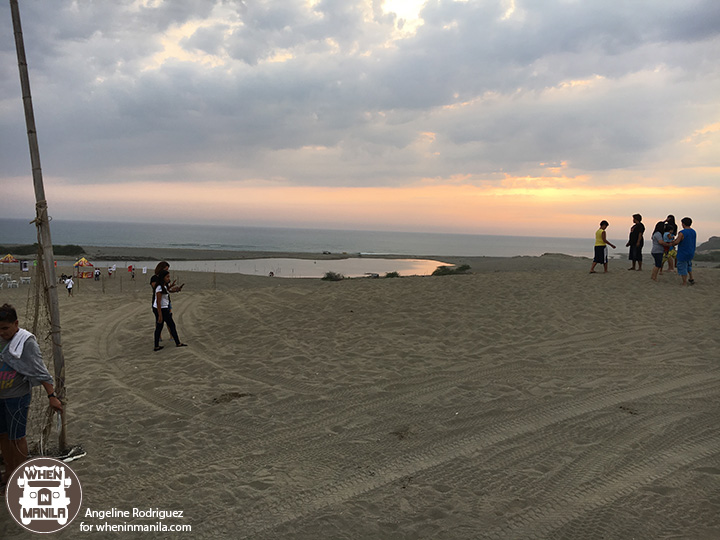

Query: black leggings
[154,308,180,347]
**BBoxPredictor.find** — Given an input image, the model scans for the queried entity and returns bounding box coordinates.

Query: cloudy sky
[1,0,719,238]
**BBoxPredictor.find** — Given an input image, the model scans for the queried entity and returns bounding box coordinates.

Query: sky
[1,0,719,239]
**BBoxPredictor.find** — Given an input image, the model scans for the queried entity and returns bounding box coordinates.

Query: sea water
[0,219,592,258]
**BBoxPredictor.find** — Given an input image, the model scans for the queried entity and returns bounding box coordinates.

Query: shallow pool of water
[95,258,453,279]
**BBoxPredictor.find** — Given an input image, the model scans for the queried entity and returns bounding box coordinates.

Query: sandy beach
[1,251,719,539]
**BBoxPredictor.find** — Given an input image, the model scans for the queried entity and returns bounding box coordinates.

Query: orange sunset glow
[3,175,712,239]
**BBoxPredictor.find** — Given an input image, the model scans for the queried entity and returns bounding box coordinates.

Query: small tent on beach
[73,257,94,279]
[0,254,19,263]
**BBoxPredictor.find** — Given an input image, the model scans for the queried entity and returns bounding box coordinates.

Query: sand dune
[2,255,719,539]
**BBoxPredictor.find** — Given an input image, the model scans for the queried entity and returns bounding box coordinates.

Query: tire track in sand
[201,370,720,538]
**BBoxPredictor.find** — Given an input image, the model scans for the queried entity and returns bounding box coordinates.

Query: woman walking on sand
[626,214,645,271]
[150,261,184,343]
[153,270,187,351]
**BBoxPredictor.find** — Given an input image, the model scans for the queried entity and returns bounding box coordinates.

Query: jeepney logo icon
[6,457,83,533]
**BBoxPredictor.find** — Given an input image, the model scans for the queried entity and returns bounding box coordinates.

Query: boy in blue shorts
[672,217,697,286]
[0,304,63,486]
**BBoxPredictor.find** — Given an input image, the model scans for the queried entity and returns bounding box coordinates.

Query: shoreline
[73,244,719,270]
[3,244,716,277]
[79,244,592,262]
[77,245,594,274]
[78,244,582,261]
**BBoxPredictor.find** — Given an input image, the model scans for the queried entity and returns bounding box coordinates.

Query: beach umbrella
[73,257,93,267]
[74,257,94,278]
[0,254,19,263]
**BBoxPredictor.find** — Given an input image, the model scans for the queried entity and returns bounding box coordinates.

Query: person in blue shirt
[671,217,697,286]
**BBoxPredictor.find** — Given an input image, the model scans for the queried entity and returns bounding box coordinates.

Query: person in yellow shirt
[590,220,616,273]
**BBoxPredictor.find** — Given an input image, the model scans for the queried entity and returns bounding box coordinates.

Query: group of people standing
[149,261,186,351]
[591,214,697,285]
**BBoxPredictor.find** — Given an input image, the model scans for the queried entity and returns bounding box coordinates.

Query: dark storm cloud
[1,0,719,187]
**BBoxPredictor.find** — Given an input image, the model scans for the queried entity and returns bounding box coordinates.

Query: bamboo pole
[10,0,67,450]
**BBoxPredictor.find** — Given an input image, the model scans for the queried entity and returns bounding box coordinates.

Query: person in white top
[65,277,74,296]
[153,270,186,351]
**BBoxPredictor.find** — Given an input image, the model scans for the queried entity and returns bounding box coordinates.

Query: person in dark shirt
[626,213,645,271]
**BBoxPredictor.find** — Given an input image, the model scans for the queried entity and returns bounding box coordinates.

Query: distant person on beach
[0,304,63,485]
[589,220,616,273]
[661,223,676,274]
[150,262,170,343]
[662,215,678,273]
[94,269,100,281]
[626,214,645,271]
[65,277,74,296]
[150,262,184,344]
[153,270,187,351]
[650,221,671,282]
[671,217,697,286]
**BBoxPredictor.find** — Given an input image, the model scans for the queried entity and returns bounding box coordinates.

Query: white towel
[8,328,33,359]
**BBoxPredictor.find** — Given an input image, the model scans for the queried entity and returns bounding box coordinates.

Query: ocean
[0,218,593,258]
[1,218,594,258]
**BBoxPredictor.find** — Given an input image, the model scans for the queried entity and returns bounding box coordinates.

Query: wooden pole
[10,0,67,450]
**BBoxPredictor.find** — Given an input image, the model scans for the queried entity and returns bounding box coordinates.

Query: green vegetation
[321,271,345,281]
[432,264,471,276]
[0,244,86,257]
[384,271,401,278]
